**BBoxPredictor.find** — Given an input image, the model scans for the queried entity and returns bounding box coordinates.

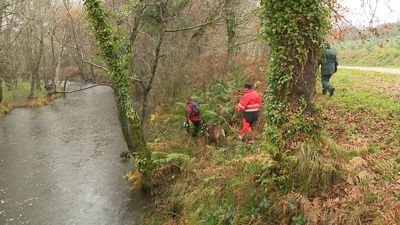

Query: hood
[325,43,331,49]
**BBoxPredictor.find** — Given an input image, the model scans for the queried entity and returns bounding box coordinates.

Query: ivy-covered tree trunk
[259,0,332,144]
[84,0,152,173]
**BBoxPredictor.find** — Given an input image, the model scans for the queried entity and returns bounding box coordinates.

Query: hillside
[135,63,400,224]
[337,48,400,68]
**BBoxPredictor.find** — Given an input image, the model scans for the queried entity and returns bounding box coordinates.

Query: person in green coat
[318,43,338,96]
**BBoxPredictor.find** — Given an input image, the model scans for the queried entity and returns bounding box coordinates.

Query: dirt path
[338,66,400,75]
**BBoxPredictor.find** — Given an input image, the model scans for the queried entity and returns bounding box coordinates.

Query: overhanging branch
[164,21,212,32]
[56,83,114,93]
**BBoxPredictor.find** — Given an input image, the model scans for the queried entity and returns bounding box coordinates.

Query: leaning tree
[84,0,151,174]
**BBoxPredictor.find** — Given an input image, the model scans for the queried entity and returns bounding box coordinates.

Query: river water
[0,83,149,225]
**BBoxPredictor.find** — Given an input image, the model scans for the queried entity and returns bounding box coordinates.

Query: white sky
[340,0,400,26]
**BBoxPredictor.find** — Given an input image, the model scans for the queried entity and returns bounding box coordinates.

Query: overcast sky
[340,0,400,26]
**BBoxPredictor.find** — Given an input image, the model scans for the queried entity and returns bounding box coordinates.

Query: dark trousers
[321,74,334,94]
[186,120,201,137]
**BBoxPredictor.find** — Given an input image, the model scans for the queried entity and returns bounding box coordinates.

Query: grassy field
[316,68,400,151]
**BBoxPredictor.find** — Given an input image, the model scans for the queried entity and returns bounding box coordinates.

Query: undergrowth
[134,63,400,224]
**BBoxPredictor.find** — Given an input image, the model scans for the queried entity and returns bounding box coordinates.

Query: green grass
[3,81,49,104]
[1,80,50,117]
[315,68,400,151]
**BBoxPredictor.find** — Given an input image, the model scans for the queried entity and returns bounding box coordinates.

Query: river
[0,83,149,225]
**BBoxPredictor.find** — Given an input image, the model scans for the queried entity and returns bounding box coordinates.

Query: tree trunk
[225,0,237,72]
[27,28,35,100]
[55,29,67,85]
[28,37,44,99]
[27,73,35,100]
[287,47,318,113]
[50,32,56,83]
[259,0,329,144]
[35,37,44,90]
[140,11,165,125]
[0,78,3,104]
[90,64,96,82]
[73,54,88,82]
[0,0,3,104]
[84,0,152,173]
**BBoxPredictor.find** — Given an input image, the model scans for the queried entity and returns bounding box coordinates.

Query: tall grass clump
[293,144,344,195]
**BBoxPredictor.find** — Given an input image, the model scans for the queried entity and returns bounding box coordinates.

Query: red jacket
[185,101,201,123]
[237,89,261,112]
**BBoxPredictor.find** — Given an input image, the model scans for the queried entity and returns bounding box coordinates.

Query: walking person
[184,96,201,137]
[235,83,261,144]
[318,42,338,96]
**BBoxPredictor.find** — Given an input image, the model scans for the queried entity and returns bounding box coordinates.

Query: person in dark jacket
[184,96,201,137]
[235,83,261,144]
[318,43,338,96]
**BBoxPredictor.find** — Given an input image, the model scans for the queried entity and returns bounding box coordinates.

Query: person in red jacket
[235,83,261,144]
[184,96,201,137]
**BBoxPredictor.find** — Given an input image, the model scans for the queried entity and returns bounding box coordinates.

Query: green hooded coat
[319,43,338,75]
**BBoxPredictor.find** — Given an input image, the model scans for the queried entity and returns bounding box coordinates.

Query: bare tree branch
[164,21,213,32]
[322,0,367,40]
[56,83,114,93]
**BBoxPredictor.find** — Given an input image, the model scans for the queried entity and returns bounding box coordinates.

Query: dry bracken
[194,166,242,180]
[374,158,398,174]
[232,153,274,165]
[356,170,376,184]
[365,150,392,162]
[342,144,366,153]
[346,157,368,171]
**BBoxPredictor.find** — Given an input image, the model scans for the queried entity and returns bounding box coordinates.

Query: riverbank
[0,94,57,119]
[0,80,63,119]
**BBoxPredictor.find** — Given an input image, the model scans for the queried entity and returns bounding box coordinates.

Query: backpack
[191,102,200,116]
